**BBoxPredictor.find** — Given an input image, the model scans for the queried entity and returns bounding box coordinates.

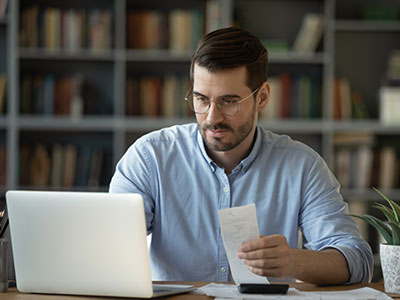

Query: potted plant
[350,187,400,294]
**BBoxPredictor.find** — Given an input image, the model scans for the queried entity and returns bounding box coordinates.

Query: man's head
[189,27,270,156]
[190,27,268,91]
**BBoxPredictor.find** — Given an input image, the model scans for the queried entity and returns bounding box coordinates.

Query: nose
[206,101,224,123]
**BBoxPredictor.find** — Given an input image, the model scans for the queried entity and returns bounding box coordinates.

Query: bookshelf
[1,0,400,256]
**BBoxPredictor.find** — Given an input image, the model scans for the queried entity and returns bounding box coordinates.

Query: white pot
[380,243,400,294]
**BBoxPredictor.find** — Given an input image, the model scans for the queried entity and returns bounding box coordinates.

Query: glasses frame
[184,87,260,116]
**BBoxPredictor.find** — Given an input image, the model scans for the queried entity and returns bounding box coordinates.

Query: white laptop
[6,190,195,298]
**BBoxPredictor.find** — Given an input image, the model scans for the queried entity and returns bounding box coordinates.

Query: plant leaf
[373,187,400,223]
[364,215,393,244]
[388,222,400,246]
[372,203,397,223]
[349,214,393,244]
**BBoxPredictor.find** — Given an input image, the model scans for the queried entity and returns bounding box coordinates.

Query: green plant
[350,187,400,245]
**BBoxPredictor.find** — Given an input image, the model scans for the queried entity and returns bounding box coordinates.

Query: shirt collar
[196,125,263,174]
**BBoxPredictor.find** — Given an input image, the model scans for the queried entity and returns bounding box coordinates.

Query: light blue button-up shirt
[109,123,373,283]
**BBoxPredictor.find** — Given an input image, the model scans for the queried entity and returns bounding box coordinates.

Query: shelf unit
[1,1,400,212]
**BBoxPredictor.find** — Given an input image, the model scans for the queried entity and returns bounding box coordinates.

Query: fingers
[239,234,287,253]
[237,234,293,279]
[237,248,278,260]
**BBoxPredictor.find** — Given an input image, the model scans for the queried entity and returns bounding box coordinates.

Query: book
[75,146,91,187]
[293,14,324,53]
[43,74,55,115]
[355,145,374,189]
[88,149,103,189]
[70,73,84,118]
[126,77,139,116]
[19,144,31,186]
[0,73,6,114]
[379,147,397,189]
[333,77,352,120]
[50,144,64,187]
[30,144,51,187]
[335,147,351,188]
[162,74,178,118]
[63,144,77,187]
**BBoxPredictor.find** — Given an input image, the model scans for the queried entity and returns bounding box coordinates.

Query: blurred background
[1,0,400,282]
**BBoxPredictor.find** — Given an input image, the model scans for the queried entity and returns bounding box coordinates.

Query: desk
[0,282,398,299]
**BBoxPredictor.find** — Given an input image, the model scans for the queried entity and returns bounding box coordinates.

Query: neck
[207,128,257,175]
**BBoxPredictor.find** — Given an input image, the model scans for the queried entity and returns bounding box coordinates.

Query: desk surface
[0,282,398,299]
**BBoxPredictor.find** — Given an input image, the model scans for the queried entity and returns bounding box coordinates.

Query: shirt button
[223,186,228,193]
[220,267,226,273]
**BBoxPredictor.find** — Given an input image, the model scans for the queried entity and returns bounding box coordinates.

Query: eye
[194,95,209,103]
[219,98,237,106]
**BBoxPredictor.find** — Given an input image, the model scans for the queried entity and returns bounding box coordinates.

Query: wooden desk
[0,282,398,299]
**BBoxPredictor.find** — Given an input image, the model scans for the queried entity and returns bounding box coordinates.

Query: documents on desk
[218,204,269,284]
[198,283,393,299]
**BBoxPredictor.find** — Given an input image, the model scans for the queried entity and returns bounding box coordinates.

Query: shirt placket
[215,168,231,281]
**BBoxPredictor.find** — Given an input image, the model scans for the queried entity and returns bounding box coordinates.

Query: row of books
[333,77,370,120]
[20,6,113,51]
[19,143,111,189]
[20,73,111,116]
[0,144,5,186]
[334,133,400,189]
[0,73,6,115]
[126,75,191,117]
[127,9,203,52]
[260,73,321,120]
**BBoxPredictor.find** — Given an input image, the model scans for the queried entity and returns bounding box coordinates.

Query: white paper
[198,283,317,299]
[313,287,393,300]
[218,204,269,284]
[198,283,393,300]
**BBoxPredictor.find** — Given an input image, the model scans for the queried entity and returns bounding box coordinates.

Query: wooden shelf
[19,48,115,61]
[335,20,400,32]
[126,50,192,62]
[269,52,327,64]
[341,188,400,201]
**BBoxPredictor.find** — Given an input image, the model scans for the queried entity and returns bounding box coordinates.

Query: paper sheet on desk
[218,204,269,284]
[198,283,393,300]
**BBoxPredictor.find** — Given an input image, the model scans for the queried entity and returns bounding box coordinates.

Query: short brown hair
[190,27,268,91]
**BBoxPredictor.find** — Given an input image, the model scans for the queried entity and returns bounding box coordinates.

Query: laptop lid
[6,191,193,298]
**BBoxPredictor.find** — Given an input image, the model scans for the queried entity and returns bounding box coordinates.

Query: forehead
[193,64,249,93]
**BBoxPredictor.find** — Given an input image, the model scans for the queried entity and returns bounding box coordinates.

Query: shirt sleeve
[299,153,373,284]
[109,141,156,234]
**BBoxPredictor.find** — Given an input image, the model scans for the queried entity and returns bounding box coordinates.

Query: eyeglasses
[184,87,259,116]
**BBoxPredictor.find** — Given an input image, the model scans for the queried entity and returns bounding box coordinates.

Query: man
[110,27,373,284]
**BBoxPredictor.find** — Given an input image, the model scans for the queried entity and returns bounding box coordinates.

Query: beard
[200,108,256,152]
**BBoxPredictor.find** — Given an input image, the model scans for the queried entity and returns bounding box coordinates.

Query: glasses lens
[219,101,239,116]
[185,94,209,114]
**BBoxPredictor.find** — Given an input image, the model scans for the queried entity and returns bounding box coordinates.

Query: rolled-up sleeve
[299,153,373,283]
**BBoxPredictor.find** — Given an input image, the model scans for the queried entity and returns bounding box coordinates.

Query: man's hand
[237,234,295,278]
[237,234,350,285]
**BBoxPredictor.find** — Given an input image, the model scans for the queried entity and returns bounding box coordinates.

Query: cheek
[196,114,205,125]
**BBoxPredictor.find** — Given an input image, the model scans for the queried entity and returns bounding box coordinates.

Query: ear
[256,81,270,112]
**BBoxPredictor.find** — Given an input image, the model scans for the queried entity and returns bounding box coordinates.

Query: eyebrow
[192,91,242,99]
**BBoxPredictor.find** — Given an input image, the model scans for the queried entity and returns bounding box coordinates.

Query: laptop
[6,190,195,298]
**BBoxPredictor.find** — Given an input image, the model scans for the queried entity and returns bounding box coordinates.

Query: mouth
[207,129,229,138]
